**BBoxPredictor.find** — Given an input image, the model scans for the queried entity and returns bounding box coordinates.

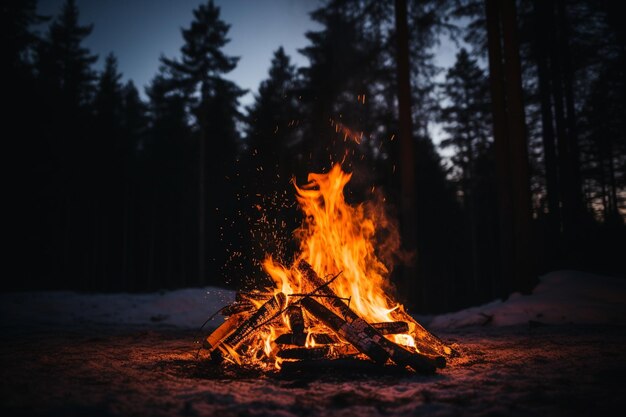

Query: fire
[203,164,452,371]
[264,164,401,325]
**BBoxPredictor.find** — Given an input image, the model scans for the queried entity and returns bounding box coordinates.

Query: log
[274,333,336,346]
[235,291,273,303]
[390,308,456,357]
[371,321,409,335]
[277,346,330,360]
[203,313,248,351]
[300,296,390,365]
[298,260,444,372]
[221,301,254,316]
[286,305,305,334]
[222,292,287,350]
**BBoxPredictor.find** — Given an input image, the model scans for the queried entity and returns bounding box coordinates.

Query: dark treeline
[4,0,624,312]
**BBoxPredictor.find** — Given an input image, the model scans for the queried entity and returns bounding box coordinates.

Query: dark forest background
[4,0,624,313]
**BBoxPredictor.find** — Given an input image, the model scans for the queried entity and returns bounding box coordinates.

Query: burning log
[300,296,390,365]
[203,313,249,352]
[220,301,254,316]
[221,292,287,350]
[298,260,444,372]
[277,346,330,360]
[236,291,273,303]
[391,308,455,357]
[286,305,305,334]
[371,321,409,335]
[274,333,335,346]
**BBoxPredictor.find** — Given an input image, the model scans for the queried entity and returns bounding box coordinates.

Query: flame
[218,163,450,369]
[264,164,400,325]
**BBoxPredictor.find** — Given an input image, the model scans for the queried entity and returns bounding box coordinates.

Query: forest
[4,0,624,313]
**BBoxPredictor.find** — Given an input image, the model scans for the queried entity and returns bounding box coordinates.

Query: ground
[2,322,625,417]
[2,272,625,416]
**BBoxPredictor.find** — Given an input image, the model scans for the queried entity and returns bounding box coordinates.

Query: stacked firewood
[200,260,450,373]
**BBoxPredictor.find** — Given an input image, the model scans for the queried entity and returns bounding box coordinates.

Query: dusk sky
[36,0,459,146]
[37,0,322,106]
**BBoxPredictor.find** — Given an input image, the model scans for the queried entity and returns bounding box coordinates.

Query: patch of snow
[2,270,624,332]
[430,270,626,328]
[0,287,235,329]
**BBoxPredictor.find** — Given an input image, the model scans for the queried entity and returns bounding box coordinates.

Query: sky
[36,0,460,148]
[37,0,322,107]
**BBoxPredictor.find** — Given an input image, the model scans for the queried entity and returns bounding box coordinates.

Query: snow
[429,270,626,329]
[2,270,623,332]
[0,287,236,330]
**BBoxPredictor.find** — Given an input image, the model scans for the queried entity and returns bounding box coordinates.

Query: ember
[200,165,452,373]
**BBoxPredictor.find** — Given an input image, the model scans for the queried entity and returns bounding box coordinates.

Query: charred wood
[277,346,330,360]
[221,301,254,316]
[286,305,305,334]
[274,333,336,346]
[371,321,409,335]
[235,291,273,303]
[204,313,248,351]
[222,292,287,350]
[300,296,390,364]
[298,260,444,372]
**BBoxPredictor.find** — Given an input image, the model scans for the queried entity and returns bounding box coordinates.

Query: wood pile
[200,260,452,373]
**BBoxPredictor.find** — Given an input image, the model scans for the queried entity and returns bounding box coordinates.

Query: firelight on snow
[201,165,452,373]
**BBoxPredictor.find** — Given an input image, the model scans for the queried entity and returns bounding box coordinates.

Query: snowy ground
[1,270,625,417]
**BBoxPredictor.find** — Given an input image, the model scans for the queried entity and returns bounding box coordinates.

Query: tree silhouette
[161,0,245,286]
[439,48,496,301]
[246,47,300,182]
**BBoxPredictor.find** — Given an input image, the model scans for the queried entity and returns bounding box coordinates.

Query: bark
[222,292,286,350]
[277,346,331,360]
[204,313,248,351]
[287,305,305,334]
[370,321,409,335]
[557,0,583,221]
[394,0,417,307]
[534,0,561,235]
[221,301,254,316]
[198,125,206,287]
[300,296,390,365]
[501,0,534,294]
[298,261,444,372]
[485,0,512,299]
[274,333,336,346]
[236,291,273,303]
[486,0,534,296]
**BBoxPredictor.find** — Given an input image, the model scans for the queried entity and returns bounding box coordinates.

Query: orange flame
[264,164,408,336]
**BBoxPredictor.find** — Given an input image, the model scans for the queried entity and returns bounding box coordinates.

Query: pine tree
[94,53,124,130]
[439,47,495,300]
[298,0,393,173]
[2,0,47,79]
[245,47,300,183]
[32,0,99,289]
[140,68,196,288]
[439,48,491,189]
[37,0,98,108]
[91,53,127,289]
[161,0,245,286]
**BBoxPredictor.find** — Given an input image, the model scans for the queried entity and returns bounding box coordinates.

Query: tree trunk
[485,0,511,298]
[557,0,583,223]
[485,0,534,296]
[198,126,206,287]
[501,0,534,294]
[534,0,561,238]
[394,0,417,307]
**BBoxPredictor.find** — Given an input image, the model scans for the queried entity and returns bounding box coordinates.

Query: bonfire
[200,164,453,373]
